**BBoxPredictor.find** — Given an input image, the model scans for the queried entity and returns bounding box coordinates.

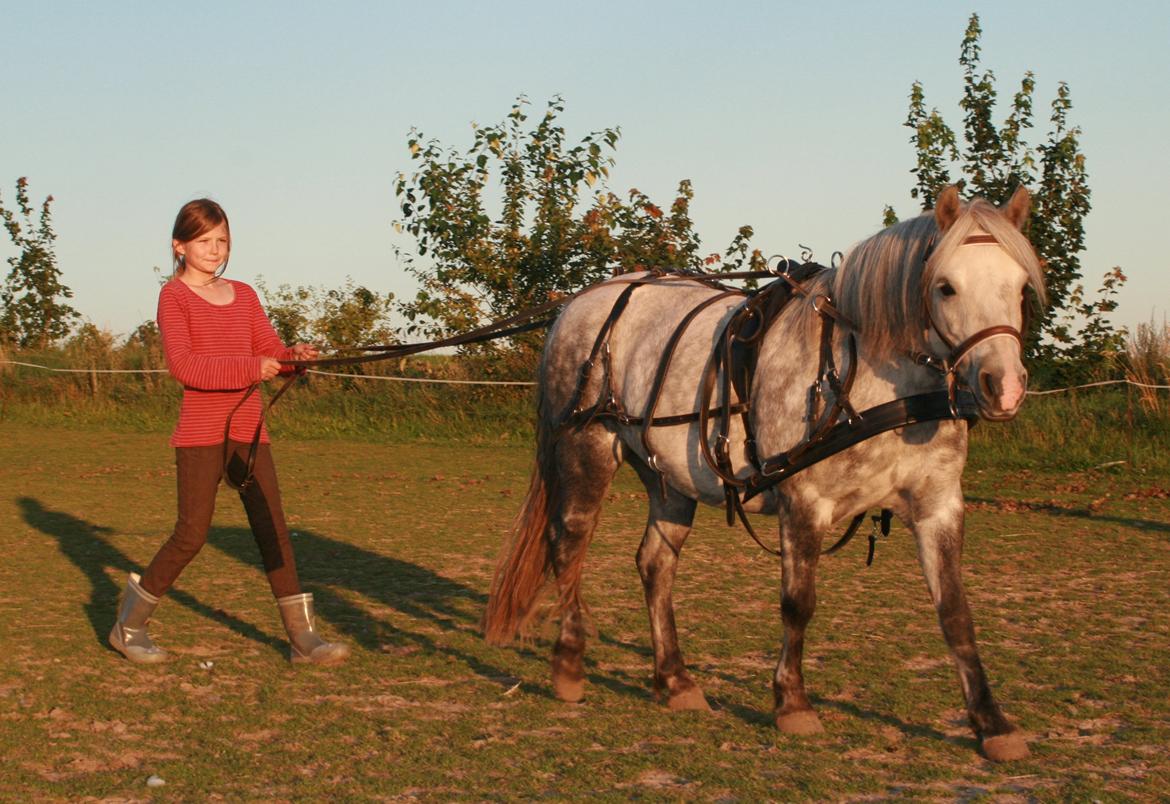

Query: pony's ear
[934,185,961,232]
[1002,186,1032,230]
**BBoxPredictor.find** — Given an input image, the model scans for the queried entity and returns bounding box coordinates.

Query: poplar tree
[0,177,79,348]
[893,14,1123,379]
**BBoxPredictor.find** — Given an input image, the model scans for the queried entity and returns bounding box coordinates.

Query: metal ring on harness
[768,255,795,276]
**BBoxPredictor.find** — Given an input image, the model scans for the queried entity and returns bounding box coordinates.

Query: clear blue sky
[2,1,1167,337]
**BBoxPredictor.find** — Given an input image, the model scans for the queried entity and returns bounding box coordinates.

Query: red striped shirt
[158,278,293,447]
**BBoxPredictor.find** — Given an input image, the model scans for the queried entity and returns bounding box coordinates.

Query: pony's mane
[830,198,1046,362]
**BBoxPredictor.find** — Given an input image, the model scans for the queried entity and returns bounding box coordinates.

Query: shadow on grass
[818,696,965,747]
[14,492,642,701]
[966,496,1170,534]
[206,524,558,696]
[685,666,964,740]
[17,496,284,654]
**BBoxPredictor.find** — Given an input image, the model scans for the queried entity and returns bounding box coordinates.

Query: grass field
[1,422,1168,800]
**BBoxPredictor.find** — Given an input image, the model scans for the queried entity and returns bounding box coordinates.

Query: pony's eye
[938,281,957,298]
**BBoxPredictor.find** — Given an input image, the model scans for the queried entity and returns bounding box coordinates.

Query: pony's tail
[482,409,558,646]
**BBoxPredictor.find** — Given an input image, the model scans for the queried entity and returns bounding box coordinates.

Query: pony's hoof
[775,709,824,735]
[667,686,711,711]
[552,672,585,703]
[982,732,1030,762]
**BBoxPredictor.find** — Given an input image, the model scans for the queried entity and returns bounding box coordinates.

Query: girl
[109,198,349,666]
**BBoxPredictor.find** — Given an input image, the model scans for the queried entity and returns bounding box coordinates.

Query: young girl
[109,198,349,666]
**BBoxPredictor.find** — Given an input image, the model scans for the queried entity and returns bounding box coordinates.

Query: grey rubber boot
[108,572,168,664]
[277,593,351,665]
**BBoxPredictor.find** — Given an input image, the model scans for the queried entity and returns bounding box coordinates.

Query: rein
[222,269,781,490]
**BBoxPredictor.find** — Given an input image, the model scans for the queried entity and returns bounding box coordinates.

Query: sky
[2,0,1168,338]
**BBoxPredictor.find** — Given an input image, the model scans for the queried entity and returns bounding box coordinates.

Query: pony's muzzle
[976,364,1027,420]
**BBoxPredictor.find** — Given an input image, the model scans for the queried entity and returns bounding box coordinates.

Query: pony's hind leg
[772,506,826,734]
[909,495,1029,761]
[547,425,621,703]
[629,458,708,711]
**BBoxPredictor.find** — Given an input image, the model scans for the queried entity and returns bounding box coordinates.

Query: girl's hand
[290,343,319,361]
[259,357,282,381]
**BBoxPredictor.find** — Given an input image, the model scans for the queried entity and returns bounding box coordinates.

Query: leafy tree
[0,177,79,348]
[314,281,396,351]
[255,276,395,354]
[392,96,763,370]
[894,14,1123,379]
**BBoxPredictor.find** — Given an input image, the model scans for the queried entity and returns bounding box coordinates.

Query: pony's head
[834,185,1046,420]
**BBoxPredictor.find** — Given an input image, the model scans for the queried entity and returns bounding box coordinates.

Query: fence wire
[3,358,1169,393]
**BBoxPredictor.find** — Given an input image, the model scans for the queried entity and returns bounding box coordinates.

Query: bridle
[912,232,1027,416]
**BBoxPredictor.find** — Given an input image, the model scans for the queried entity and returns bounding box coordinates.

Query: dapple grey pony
[483,185,1045,761]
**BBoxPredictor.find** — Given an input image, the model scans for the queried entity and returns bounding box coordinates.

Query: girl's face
[174,222,229,279]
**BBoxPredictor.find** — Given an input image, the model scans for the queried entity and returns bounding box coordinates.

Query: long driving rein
[224,245,1017,560]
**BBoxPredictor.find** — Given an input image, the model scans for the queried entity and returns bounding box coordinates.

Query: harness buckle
[760,458,786,478]
[946,374,960,418]
[714,432,731,462]
[806,381,822,413]
[866,510,893,567]
[646,453,669,498]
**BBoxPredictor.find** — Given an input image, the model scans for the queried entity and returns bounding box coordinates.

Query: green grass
[968,387,1170,474]
[1,421,1168,799]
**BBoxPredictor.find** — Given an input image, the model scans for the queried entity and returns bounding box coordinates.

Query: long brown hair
[171,199,231,277]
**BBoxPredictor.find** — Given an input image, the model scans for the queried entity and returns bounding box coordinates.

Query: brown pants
[140,442,302,599]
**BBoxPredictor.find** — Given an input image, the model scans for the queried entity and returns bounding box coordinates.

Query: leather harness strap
[221,370,300,491]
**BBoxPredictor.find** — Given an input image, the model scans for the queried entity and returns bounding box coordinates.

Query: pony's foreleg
[772,509,825,734]
[630,474,705,711]
[547,427,620,703]
[911,500,1029,762]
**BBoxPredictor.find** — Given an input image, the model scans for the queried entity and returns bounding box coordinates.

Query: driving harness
[548,262,986,559]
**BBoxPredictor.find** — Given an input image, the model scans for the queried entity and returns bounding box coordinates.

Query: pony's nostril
[979,371,997,401]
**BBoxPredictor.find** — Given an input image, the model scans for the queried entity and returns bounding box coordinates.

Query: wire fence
[3,358,1170,393]
[0,359,535,386]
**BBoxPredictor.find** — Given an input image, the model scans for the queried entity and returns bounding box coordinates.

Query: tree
[894,14,1123,380]
[0,177,80,348]
[392,96,763,370]
[255,276,395,353]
